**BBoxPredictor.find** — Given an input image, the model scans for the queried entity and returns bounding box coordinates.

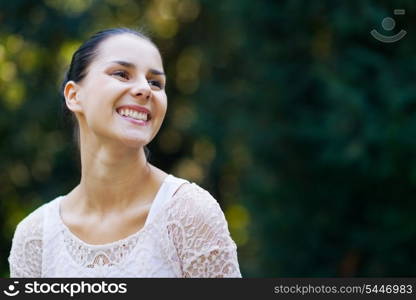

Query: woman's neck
[73,141,156,216]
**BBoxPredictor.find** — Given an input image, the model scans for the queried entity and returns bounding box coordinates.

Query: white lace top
[8,175,241,278]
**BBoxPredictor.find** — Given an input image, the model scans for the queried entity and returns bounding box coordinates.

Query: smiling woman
[7,28,241,278]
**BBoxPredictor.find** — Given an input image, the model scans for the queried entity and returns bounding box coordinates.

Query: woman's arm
[8,208,44,277]
[168,183,242,278]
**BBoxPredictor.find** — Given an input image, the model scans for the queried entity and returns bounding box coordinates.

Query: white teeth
[118,108,148,121]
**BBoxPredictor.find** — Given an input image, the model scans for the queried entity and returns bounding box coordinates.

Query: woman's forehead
[93,34,162,68]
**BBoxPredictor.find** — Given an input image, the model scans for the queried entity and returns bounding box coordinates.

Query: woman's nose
[130,79,151,101]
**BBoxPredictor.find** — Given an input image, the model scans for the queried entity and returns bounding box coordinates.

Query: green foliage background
[1,0,416,277]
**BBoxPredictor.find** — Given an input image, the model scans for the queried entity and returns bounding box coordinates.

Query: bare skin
[61,34,169,245]
[61,164,168,245]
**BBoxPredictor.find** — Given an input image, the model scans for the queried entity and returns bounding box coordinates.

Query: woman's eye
[112,70,130,80]
[148,80,163,89]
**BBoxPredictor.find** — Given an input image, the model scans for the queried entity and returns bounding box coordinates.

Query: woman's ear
[64,81,83,113]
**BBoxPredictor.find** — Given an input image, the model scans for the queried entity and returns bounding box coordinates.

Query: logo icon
[371,9,407,43]
[3,281,20,297]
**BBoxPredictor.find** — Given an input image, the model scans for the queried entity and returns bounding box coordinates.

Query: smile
[116,108,149,121]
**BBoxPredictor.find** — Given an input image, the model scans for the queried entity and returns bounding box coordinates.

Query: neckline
[56,174,172,249]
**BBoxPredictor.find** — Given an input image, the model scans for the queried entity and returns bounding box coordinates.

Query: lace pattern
[62,226,141,268]
[166,183,241,277]
[8,205,44,277]
[8,177,242,278]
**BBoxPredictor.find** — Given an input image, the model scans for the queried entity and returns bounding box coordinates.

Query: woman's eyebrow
[110,60,165,76]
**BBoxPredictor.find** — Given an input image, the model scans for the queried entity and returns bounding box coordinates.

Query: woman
[8,28,241,278]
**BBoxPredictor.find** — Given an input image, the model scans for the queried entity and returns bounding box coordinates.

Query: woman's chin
[123,140,148,149]
[116,135,149,149]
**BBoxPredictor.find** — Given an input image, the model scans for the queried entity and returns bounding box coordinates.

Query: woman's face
[71,34,167,149]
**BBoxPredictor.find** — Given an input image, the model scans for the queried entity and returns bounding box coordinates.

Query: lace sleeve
[167,183,242,278]
[8,206,44,277]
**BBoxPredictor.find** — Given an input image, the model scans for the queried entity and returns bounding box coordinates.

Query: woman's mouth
[116,108,151,126]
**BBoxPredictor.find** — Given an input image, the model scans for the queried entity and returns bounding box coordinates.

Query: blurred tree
[1,0,416,277]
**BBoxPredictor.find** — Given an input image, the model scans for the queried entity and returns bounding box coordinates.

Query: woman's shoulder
[8,197,59,277]
[167,179,226,222]
[171,180,217,204]
[12,196,60,241]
